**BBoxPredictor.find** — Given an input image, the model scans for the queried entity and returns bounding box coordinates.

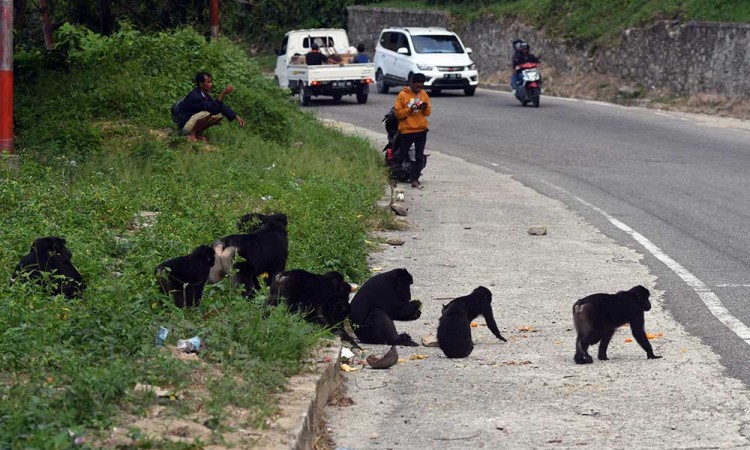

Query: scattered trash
[155,326,169,346]
[527,226,547,236]
[370,267,383,273]
[646,332,664,340]
[470,322,478,328]
[390,203,408,216]
[421,333,439,347]
[502,360,532,365]
[409,354,428,360]
[366,346,398,369]
[176,336,201,353]
[398,358,406,363]
[624,338,634,343]
[396,193,405,201]
[518,326,534,332]
[133,383,173,398]
[340,347,356,361]
[386,237,406,246]
[325,356,332,363]
[260,195,273,201]
[349,283,359,292]
[340,363,358,372]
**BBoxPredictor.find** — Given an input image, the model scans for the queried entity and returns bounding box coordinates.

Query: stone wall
[595,21,750,97]
[346,6,750,98]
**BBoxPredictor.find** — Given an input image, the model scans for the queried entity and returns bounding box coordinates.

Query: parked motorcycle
[514,62,542,107]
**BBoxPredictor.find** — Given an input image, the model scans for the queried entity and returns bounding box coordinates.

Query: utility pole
[0,0,13,155]
[210,0,219,40]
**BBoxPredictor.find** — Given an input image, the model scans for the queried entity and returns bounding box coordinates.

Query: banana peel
[366,345,399,369]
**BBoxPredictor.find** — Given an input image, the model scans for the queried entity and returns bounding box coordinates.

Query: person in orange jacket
[394,73,431,188]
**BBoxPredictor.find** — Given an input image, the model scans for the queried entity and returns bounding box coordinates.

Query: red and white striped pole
[0,0,13,154]
[210,0,219,40]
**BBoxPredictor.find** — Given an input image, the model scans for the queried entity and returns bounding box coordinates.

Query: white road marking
[717,284,750,288]
[541,181,750,344]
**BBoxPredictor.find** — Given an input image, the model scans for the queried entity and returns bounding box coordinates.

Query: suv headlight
[467,63,477,71]
[416,64,434,71]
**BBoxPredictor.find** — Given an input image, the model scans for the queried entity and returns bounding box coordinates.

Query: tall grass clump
[2,25,385,446]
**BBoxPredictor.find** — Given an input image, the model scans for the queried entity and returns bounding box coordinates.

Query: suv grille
[437,66,464,72]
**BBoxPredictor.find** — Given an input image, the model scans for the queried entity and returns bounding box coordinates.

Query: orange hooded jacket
[394,86,431,134]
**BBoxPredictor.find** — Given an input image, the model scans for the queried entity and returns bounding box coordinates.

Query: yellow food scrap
[624,338,633,343]
[470,322,478,328]
[518,326,533,332]
[409,354,428,360]
[340,364,358,372]
[398,358,406,363]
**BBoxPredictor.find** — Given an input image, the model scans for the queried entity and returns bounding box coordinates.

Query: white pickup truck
[274,28,375,106]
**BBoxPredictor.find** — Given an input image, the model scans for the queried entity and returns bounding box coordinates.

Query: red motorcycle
[514,62,542,107]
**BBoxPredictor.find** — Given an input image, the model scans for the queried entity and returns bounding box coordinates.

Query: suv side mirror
[465,47,473,54]
[397,47,409,55]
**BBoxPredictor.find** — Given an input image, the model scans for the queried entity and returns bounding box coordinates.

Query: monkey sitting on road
[155,245,216,308]
[573,284,662,364]
[349,268,422,346]
[437,286,506,358]
[12,236,85,299]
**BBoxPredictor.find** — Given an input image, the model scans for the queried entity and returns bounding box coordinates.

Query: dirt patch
[96,344,340,449]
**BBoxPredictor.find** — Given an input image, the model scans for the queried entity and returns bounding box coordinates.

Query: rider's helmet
[520,42,530,53]
[512,39,524,51]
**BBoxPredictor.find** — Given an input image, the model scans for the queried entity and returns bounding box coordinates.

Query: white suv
[374,27,478,96]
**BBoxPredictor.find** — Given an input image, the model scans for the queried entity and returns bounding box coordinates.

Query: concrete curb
[286,345,341,450]
[254,344,341,450]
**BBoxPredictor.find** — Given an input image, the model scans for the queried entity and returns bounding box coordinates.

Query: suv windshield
[412,35,464,54]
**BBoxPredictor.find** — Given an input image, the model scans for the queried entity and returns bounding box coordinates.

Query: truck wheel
[464,87,476,96]
[357,93,368,104]
[376,70,389,94]
[298,82,310,107]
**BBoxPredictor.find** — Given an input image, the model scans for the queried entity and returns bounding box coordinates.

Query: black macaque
[437,286,506,358]
[155,245,216,308]
[349,268,422,346]
[270,269,361,349]
[210,217,288,297]
[573,284,662,364]
[236,212,288,234]
[12,236,85,299]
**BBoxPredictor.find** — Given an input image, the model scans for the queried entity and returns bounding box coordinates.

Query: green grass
[369,0,750,44]
[1,25,386,447]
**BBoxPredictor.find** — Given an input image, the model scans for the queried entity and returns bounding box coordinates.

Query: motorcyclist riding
[511,41,541,93]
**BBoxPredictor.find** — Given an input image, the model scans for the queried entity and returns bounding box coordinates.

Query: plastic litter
[176,336,202,353]
[155,326,169,346]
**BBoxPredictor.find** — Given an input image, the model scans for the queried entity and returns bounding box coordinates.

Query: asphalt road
[310,88,750,385]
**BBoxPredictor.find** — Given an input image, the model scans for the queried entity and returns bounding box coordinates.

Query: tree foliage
[13,0,361,51]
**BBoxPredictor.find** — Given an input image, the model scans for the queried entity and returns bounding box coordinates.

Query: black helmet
[520,42,530,51]
[512,39,524,51]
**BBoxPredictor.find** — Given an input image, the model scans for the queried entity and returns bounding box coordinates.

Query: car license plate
[333,81,350,88]
[443,73,461,79]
